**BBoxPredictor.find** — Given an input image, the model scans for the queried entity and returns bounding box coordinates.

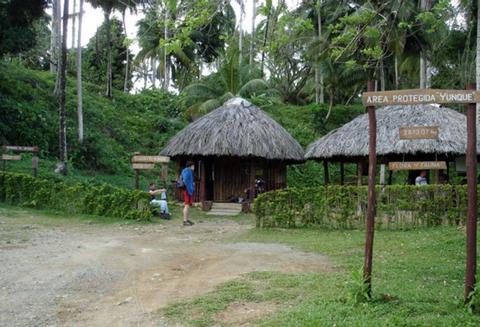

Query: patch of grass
[162,227,480,326]
[161,272,333,327]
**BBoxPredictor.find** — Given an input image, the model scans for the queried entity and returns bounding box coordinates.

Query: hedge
[0,172,152,220]
[254,185,468,230]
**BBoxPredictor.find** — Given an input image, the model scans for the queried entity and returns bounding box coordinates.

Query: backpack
[176,174,185,189]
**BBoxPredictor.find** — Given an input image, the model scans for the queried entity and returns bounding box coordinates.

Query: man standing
[182,161,195,226]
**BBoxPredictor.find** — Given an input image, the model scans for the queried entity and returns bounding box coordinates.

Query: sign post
[32,156,39,177]
[465,84,477,304]
[131,155,170,190]
[361,86,479,304]
[364,80,376,298]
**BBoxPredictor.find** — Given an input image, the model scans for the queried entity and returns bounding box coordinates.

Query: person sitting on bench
[148,182,170,219]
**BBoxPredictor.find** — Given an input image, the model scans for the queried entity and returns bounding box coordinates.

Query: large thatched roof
[161,97,304,161]
[306,104,468,160]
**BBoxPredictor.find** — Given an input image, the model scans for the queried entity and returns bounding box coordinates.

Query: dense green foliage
[254,185,468,229]
[0,0,48,57]
[0,172,151,220]
[81,17,133,91]
[0,62,184,174]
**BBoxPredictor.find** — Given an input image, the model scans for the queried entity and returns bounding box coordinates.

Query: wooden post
[340,162,345,185]
[465,83,477,304]
[364,80,377,298]
[446,160,450,182]
[323,160,329,185]
[250,161,256,203]
[32,156,39,177]
[388,170,393,185]
[357,161,363,186]
[135,169,140,190]
[200,160,206,210]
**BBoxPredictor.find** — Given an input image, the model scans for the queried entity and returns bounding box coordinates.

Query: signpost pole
[32,156,39,178]
[465,83,477,304]
[135,169,140,190]
[364,80,377,298]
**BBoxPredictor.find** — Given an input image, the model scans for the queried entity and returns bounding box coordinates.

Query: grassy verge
[161,226,480,326]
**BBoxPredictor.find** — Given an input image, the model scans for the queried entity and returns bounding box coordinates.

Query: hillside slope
[0,62,364,187]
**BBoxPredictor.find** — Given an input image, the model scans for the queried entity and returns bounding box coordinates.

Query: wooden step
[207,202,242,216]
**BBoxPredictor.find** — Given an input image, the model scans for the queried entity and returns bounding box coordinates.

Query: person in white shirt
[415,170,428,186]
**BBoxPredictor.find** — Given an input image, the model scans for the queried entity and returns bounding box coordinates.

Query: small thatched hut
[305,104,469,184]
[161,97,304,206]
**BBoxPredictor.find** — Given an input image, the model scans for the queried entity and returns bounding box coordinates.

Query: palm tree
[181,47,281,119]
[87,0,145,97]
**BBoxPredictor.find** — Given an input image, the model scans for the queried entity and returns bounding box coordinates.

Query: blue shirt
[181,167,195,196]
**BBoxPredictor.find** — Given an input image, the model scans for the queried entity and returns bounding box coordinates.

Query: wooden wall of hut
[174,157,287,203]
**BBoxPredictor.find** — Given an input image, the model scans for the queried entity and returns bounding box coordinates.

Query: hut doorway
[204,160,214,201]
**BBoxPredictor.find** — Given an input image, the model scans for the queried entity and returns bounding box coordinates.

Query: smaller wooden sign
[3,145,39,152]
[131,155,170,164]
[2,154,21,161]
[388,161,447,171]
[399,126,439,140]
[132,163,155,170]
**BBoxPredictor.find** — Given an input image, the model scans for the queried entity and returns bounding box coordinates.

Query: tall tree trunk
[77,0,83,143]
[53,0,62,94]
[163,7,170,90]
[105,10,113,98]
[50,0,61,73]
[260,3,271,78]
[380,58,386,91]
[238,0,244,66]
[419,0,432,88]
[71,0,76,49]
[248,0,256,66]
[315,0,324,104]
[58,0,69,175]
[394,54,399,89]
[122,9,130,93]
[151,57,156,89]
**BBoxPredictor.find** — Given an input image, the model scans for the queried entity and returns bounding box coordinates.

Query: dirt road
[0,207,331,326]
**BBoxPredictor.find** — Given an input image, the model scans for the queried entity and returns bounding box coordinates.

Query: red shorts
[183,190,193,206]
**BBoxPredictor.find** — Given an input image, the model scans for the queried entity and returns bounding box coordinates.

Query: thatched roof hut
[305,104,467,161]
[162,97,304,161]
[161,97,304,206]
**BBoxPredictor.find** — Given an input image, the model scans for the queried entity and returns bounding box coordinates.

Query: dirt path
[0,207,332,327]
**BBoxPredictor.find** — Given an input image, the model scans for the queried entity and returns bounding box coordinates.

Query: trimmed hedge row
[0,172,152,220]
[254,185,468,229]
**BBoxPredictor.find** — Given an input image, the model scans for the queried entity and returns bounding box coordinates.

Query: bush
[0,172,152,220]
[254,185,468,230]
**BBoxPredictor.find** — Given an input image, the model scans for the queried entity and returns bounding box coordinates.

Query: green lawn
[162,226,480,326]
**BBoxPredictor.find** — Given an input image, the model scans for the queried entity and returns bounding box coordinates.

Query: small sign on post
[399,126,439,140]
[132,163,155,170]
[388,161,447,171]
[2,145,39,153]
[2,154,22,161]
[131,155,170,164]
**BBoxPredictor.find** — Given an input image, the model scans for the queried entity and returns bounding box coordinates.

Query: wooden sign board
[2,154,21,161]
[131,155,170,164]
[388,161,447,171]
[2,145,39,153]
[362,89,480,106]
[132,163,155,170]
[399,126,439,140]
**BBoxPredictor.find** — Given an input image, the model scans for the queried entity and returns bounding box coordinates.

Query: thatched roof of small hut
[305,104,468,160]
[161,97,304,162]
